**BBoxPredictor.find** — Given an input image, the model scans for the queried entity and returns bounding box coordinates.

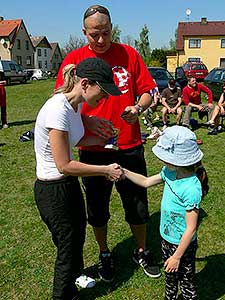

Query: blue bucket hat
[152,125,203,166]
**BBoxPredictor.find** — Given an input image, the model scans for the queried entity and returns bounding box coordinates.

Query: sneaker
[133,249,161,278]
[98,251,114,282]
[147,127,162,140]
[206,120,215,126]
[162,124,167,131]
[208,127,218,135]
[2,124,8,129]
[75,274,96,288]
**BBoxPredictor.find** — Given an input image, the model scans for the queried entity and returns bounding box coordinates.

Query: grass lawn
[0,80,225,300]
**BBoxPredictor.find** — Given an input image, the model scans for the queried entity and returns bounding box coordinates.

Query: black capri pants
[80,145,149,227]
[34,176,86,300]
[162,238,198,300]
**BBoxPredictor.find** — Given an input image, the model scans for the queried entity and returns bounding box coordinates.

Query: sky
[1,0,225,49]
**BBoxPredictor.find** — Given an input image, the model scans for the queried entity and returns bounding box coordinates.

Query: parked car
[204,67,225,100]
[23,69,48,80]
[175,62,208,82]
[0,60,27,85]
[148,67,186,93]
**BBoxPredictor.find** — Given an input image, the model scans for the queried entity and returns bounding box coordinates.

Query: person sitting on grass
[207,81,225,135]
[182,76,213,127]
[123,125,209,300]
[161,79,183,131]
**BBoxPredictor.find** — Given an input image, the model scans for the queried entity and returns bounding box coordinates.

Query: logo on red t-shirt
[112,66,130,94]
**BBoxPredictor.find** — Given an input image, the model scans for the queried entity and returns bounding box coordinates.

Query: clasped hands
[105,164,125,182]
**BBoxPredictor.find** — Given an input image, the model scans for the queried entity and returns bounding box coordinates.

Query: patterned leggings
[161,238,198,300]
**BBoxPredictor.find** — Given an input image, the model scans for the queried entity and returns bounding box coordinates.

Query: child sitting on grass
[123,125,208,300]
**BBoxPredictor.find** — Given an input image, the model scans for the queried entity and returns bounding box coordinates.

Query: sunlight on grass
[1,80,225,299]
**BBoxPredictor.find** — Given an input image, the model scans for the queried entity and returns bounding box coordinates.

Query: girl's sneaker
[75,274,96,288]
[133,249,161,278]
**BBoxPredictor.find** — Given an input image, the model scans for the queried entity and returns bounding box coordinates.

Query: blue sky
[1,0,225,49]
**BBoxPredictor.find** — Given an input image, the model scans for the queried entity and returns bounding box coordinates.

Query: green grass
[0,80,225,300]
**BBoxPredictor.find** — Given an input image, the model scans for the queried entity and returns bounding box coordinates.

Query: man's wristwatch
[135,104,144,116]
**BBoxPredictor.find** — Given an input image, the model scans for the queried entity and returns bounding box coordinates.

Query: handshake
[105,163,125,182]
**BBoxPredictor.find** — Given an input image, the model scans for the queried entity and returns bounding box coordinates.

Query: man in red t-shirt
[56,5,160,282]
[182,76,213,126]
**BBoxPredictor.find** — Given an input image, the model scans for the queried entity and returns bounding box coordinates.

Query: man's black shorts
[80,145,149,227]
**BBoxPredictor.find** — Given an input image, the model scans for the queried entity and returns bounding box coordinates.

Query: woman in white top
[34,57,122,300]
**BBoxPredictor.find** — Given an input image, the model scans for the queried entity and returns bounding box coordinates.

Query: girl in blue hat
[123,125,208,300]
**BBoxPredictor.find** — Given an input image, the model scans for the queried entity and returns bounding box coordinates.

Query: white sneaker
[162,124,167,131]
[143,120,148,125]
[2,124,9,129]
[147,127,162,140]
[75,274,96,288]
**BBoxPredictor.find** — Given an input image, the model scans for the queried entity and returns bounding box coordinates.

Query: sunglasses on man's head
[83,6,111,22]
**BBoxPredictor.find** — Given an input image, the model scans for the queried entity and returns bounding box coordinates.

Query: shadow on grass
[80,236,138,299]
[8,120,35,127]
[196,254,225,300]
[80,212,163,299]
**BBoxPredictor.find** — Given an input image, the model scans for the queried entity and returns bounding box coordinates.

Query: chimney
[0,16,4,21]
[201,17,208,25]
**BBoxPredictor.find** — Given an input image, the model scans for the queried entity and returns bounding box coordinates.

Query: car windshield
[149,69,173,80]
[192,64,207,70]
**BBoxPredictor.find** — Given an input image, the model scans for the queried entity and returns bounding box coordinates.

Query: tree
[122,35,135,47]
[112,24,121,43]
[169,28,177,51]
[63,35,86,54]
[150,48,167,68]
[134,24,151,65]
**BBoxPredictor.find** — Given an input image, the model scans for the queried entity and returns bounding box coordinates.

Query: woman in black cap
[34,57,122,300]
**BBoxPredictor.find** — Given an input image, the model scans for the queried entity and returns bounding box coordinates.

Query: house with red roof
[50,42,63,75]
[167,17,225,72]
[0,17,34,68]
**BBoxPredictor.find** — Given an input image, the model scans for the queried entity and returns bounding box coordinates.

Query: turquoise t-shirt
[160,166,202,245]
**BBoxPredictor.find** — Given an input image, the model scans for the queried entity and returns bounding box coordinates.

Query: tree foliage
[112,24,121,43]
[134,24,151,65]
[122,35,135,47]
[63,35,86,54]
[150,48,167,67]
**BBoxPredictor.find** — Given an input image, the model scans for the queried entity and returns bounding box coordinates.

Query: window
[188,57,201,62]
[221,39,225,48]
[26,40,29,50]
[38,61,42,68]
[220,58,225,68]
[44,49,47,57]
[45,61,47,68]
[27,56,31,66]
[17,39,21,49]
[16,56,22,65]
[38,49,42,56]
[189,39,201,48]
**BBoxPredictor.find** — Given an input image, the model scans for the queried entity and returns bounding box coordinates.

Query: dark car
[148,67,186,93]
[175,62,208,82]
[204,67,225,100]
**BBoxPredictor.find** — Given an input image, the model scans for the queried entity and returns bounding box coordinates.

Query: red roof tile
[176,19,225,50]
[0,19,22,36]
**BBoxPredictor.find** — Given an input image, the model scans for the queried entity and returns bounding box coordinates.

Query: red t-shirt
[182,83,213,106]
[55,43,156,151]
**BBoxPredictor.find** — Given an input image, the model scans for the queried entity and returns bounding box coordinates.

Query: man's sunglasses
[83,6,111,22]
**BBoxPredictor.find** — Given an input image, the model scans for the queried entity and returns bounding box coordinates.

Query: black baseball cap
[76,58,121,96]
